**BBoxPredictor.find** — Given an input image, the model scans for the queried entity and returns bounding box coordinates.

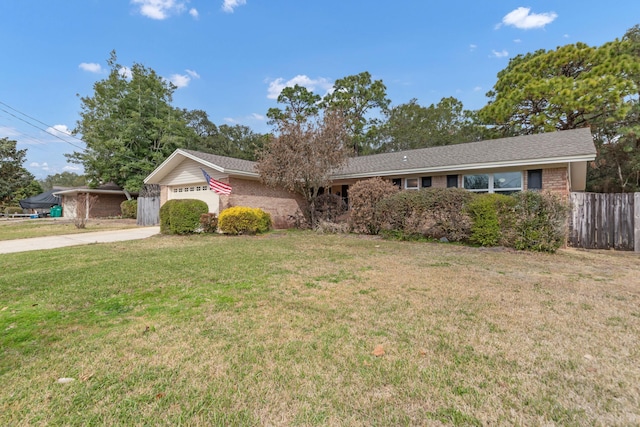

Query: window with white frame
[405,178,419,189]
[463,172,522,194]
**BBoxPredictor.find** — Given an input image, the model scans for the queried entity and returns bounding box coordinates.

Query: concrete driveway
[0,227,160,254]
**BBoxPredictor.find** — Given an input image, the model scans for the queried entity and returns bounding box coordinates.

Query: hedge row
[347,179,569,253]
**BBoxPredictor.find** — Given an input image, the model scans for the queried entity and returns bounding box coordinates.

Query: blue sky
[0,1,637,180]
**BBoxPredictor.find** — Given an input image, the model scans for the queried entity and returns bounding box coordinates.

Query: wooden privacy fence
[137,184,160,226]
[569,192,640,252]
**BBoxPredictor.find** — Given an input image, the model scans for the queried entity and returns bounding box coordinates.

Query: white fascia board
[331,155,596,180]
[53,189,128,196]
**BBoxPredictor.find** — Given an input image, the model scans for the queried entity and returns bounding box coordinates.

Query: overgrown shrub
[4,206,23,215]
[120,199,137,219]
[159,199,209,234]
[348,177,400,234]
[218,206,271,235]
[466,194,516,246]
[313,193,347,223]
[199,213,218,233]
[511,191,569,253]
[377,188,477,241]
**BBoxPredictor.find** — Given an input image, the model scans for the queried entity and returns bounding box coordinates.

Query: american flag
[201,168,232,195]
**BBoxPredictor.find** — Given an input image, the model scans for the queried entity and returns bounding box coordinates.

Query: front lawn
[1,232,638,425]
[0,218,139,241]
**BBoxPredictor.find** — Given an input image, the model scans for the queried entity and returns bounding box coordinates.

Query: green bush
[4,206,23,215]
[218,206,271,235]
[511,191,569,253]
[348,177,400,234]
[199,213,218,233]
[377,188,477,241]
[159,199,209,234]
[120,199,137,219]
[466,194,516,246]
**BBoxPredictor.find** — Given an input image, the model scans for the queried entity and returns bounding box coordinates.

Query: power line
[0,100,86,150]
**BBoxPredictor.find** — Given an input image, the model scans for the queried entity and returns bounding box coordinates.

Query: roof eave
[331,154,596,180]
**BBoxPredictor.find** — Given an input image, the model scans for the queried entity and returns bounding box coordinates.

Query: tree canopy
[321,71,390,156]
[0,137,38,206]
[39,172,87,191]
[376,97,487,152]
[68,51,196,192]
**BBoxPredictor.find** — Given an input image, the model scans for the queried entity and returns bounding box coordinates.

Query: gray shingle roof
[177,128,595,179]
[181,149,258,174]
[333,128,596,177]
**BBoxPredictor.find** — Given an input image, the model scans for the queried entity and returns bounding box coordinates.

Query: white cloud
[251,113,265,121]
[47,124,72,138]
[186,69,200,79]
[169,69,200,88]
[119,66,133,79]
[189,8,199,18]
[224,117,236,123]
[469,44,477,51]
[131,0,186,20]
[491,50,509,58]
[499,7,557,30]
[564,34,570,38]
[473,86,482,92]
[79,62,103,73]
[30,162,50,171]
[0,126,20,138]
[63,165,81,171]
[222,0,246,13]
[513,39,522,43]
[266,75,332,100]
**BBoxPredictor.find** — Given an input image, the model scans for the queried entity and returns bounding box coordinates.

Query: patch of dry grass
[1,232,639,425]
[0,218,139,240]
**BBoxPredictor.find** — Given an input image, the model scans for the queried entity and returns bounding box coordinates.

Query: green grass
[1,232,639,425]
[0,218,139,240]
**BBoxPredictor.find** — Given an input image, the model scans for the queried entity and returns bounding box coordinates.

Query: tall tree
[479,35,640,192]
[68,51,196,192]
[182,109,266,160]
[479,41,638,136]
[321,71,390,156]
[0,137,37,205]
[376,97,487,152]
[39,172,87,191]
[266,84,321,125]
[257,111,350,226]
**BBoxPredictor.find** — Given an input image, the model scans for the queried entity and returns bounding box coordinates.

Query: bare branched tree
[70,193,98,229]
[257,111,351,227]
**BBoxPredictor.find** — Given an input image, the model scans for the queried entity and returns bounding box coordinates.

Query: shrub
[199,213,218,233]
[348,177,400,234]
[159,199,209,234]
[377,188,477,241]
[4,206,23,215]
[511,191,569,253]
[466,194,516,246]
[313,193,347,224]
[120,199,137,219]
[218,206,272,235]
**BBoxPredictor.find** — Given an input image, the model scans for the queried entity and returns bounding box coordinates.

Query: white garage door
[169,184,220,214]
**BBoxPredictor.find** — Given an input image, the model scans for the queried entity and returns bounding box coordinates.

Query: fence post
[635,192,640,253]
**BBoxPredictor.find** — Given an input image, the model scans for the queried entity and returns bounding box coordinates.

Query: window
[463,172,522,194]
[447,175,458,188]
[392,178,402,188]
[527,169,542,190]
[405,178,419,189]
[421,177,432,188]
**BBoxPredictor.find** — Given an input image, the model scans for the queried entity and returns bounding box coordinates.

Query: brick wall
[89,194,128,218]
[226,178,305,228]
[541,167,569,198]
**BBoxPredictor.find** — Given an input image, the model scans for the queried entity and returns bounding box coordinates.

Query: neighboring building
[53,183,134,219]
[144,128,597,227]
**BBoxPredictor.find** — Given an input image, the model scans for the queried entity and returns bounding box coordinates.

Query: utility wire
[0,102,85,151]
